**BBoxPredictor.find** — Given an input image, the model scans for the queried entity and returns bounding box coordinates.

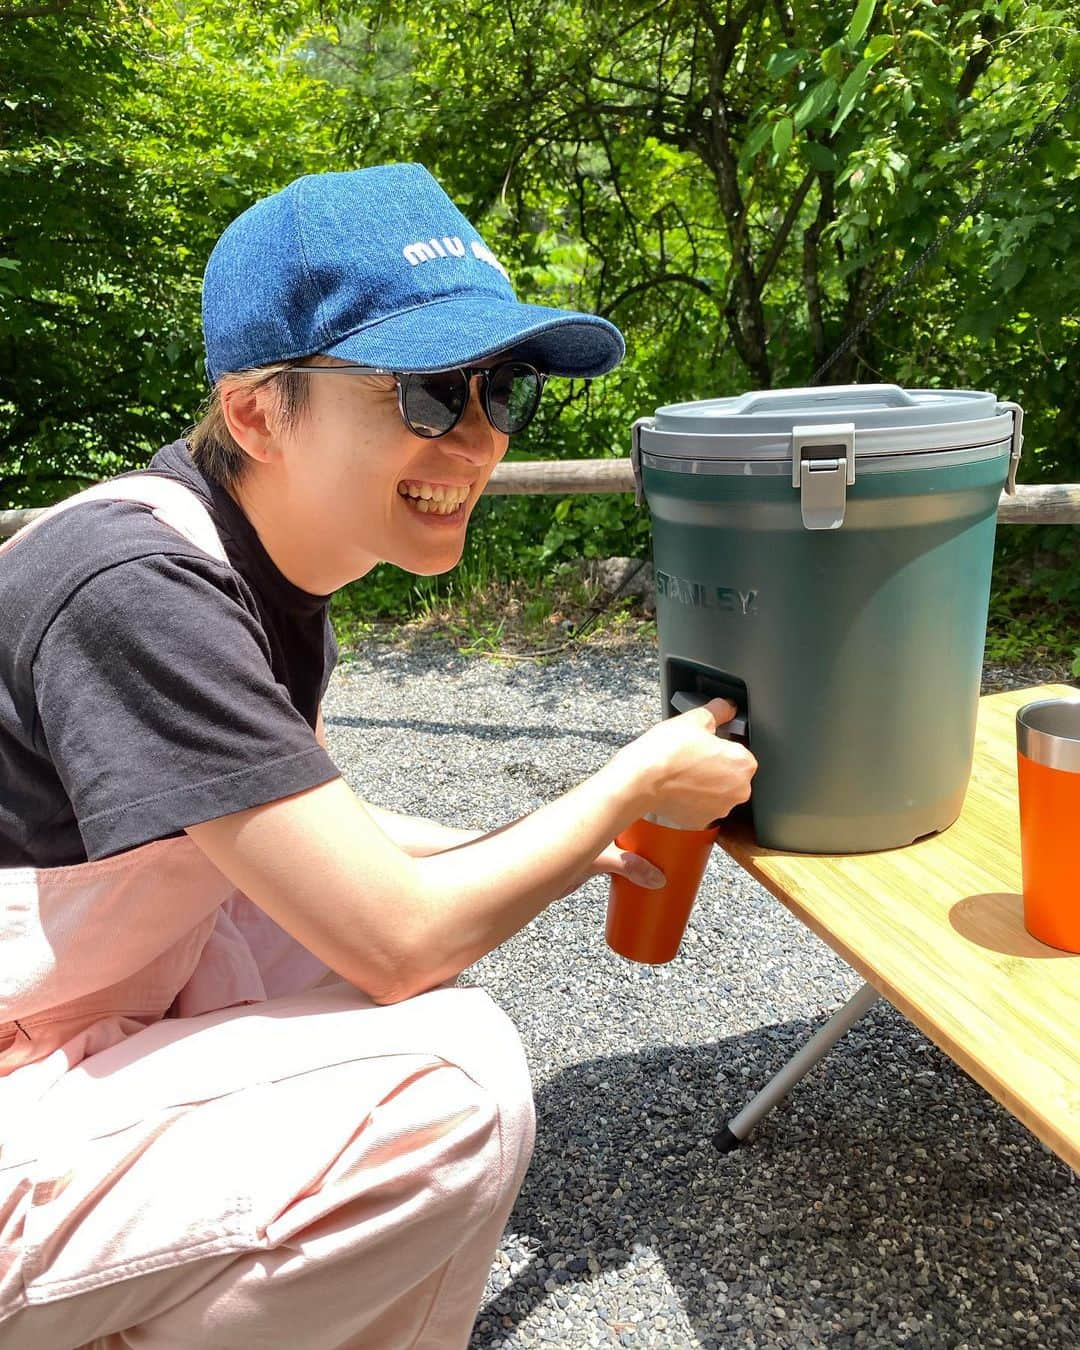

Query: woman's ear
[220,380,279,464]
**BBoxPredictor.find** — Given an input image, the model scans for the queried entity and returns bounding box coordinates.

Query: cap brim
[320,294,624,379]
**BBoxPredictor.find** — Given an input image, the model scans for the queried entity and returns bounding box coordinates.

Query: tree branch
[830,261,877,383]
[613,1,673,43]
[602,271,714,315]
[755,168,814,289]
[697,0,773,385]
[770,0,796,44]
[804,174,834,374]
[956,16,1001,103]
[592,71,674,100]
[941,13,1003,146]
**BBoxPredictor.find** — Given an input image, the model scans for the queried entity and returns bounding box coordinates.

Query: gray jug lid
[642,383,1006,460]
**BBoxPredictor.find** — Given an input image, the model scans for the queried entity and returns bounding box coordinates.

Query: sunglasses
[288,360,546,438]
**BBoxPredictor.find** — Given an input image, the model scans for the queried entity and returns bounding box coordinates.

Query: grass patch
[985,533,1080,676]
[331,538,1079,677]
[331,564,655,660]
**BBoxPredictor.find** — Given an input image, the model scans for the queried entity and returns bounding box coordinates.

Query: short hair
[185,360,312,488]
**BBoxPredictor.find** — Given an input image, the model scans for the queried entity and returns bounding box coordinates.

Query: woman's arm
[318,704,661,873]
[365,802,482,856]
[187,700,754,1005]
[187,759,644,1005]
[363,802,658,900]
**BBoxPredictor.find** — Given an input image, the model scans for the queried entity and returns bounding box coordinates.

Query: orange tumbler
[606,814,719,964]
[1016,698,1080,953]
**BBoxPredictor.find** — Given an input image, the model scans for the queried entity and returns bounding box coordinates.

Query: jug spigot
[670,690,749,746]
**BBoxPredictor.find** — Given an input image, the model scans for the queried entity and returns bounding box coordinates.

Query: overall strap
[0,476,228,564]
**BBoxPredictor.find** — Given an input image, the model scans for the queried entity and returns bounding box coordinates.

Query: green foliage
[985,527,1080,671]
[2,0,1078,654]
[322,0,1079,624]
[319,0,1079,481]
[1,0,347,505]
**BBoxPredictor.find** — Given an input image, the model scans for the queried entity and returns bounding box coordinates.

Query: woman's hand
[553,841,667,900]
[564,699,756,896]
[614,697,758,830]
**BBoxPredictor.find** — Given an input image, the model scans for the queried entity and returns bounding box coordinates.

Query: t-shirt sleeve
[33,552,341,860]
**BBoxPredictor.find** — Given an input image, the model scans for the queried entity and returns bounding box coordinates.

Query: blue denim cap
[202,163,625,385]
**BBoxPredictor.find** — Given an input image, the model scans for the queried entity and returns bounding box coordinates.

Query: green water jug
[632,384,1024,853]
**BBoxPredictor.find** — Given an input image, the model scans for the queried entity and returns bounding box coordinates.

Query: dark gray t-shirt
[0,440,340,866]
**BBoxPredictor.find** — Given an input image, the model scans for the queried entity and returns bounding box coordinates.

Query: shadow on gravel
[473,1009,1077,1348]
[325,711,628,751]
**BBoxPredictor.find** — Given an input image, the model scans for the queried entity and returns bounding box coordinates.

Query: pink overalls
[0,480,535,1349]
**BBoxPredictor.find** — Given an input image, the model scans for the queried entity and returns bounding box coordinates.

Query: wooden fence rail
[2,461,1079,539]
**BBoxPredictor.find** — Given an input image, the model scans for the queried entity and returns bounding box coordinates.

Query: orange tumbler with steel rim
[1016,698,1080,953]
[606,813,719,964]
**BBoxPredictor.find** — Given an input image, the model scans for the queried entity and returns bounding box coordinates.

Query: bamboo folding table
[713,683,1080,1173]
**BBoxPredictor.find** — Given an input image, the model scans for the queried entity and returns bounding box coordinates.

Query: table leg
[715,982,880,1153]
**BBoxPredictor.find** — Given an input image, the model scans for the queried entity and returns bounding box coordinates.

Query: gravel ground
[321,638,1079,1350]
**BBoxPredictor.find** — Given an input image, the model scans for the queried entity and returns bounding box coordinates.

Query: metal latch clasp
[630,417,651,506]
[791,422,856,530]
[997,401,1024,496]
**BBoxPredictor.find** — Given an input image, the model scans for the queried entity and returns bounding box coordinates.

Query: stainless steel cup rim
[643,812,719,831]
[1016,697,1080,773]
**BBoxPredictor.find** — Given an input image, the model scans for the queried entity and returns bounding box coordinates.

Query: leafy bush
[3,1,1077,670]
